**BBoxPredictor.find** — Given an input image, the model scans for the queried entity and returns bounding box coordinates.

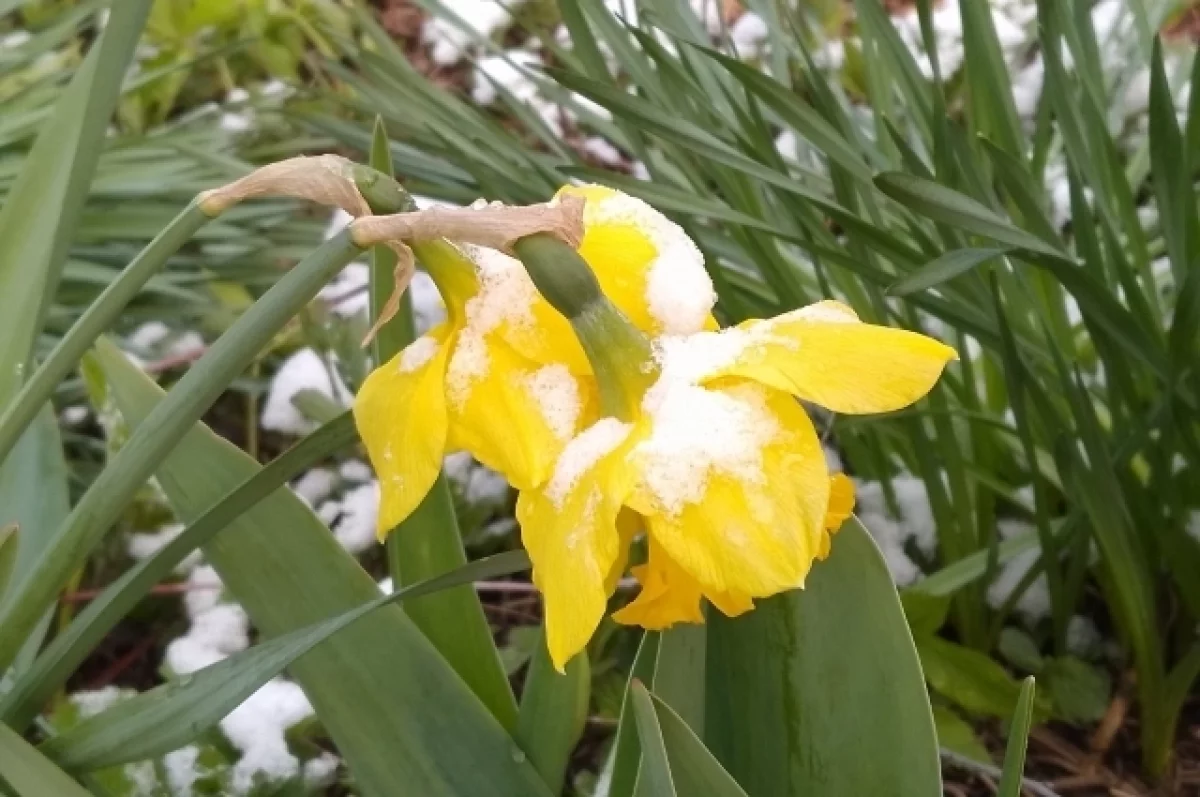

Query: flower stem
[513,234,657,421]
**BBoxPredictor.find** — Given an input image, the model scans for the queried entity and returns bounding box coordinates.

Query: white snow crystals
[582,189,715,335]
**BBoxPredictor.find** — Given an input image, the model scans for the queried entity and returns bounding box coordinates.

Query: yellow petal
[612,541,753,630]
[556,184,717,336]
[818,473,856,559]
[516,419,641,671]
[636,387,830,598]
[711,300,956,414]
[447,337,596,491]
[353,325,453,538]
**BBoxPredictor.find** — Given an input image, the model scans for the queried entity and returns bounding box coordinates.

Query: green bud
[350,164,416,215]
[513,234,657,421]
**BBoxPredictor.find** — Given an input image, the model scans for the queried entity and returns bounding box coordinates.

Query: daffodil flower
[354,240,598,536]
[517,301,956,670]
[355,184,719,536]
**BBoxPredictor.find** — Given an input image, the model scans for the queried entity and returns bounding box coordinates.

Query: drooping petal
[818,473,856,559]
[555,184,717,337]
[634,386,830,598]
[612,540,753,630]
[353,325,453,538]
[447,336,596,491]
[708,300,956,415]
[516,418,642,671]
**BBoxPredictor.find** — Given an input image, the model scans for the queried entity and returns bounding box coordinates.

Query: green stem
[0,232,363,674]
[356,138,519,731]
[0,202,210,466]
[512,234,656,420]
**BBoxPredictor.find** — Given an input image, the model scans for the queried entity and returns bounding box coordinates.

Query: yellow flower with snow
[354,241,596,536]
[517,300,956,670]
[355,184,718,536]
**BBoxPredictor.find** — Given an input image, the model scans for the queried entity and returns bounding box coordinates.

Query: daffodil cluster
[354,186,955,670]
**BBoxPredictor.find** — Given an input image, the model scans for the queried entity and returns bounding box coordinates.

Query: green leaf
[901,591,951,637]
[0,0,152,408]
[918,636,1032,720]
[874,173,1069,260]
[41,551,530,771]
[515,629,591,794]
[891,247,1009,296]
[997,677,1036,797]
[0,414,357,730]
[706,520,942,795]
[92,341,552,797]
[604,632,660,797]
[0,523,16,606]
[1148,37,1197,287]
[0,409,70,678]
[958,0,1024,158]
[631,682,749,797]
[997,627,1045,674]
[0,724,91,797]
[1042,656,1110,724]
[932,705,992,764]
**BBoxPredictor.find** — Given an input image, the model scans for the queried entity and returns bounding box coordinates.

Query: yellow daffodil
[354,240,597,536]
[517,300,956,670]
[355,184,719,536]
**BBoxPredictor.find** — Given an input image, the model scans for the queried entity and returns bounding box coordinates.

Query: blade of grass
[0,523,16,603]
[0,413,357,730]
[891,247,1010,296]
[0,724,90,797]
[0,408,70,679]
[41,551,531,771]
[874,173,1068,259]
[515,629,591,794]
[631,681,750,797]
[0,232,363,675]
[0,0,151,409]
[997,677,1036,797]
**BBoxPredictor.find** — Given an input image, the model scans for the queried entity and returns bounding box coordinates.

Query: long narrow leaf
[0,724,90,797]
[516,630,590,793]
[94,338,551,796]
[41,552,531,771]
[0,0,151,407]
[997,677,1036,797]
[0,414,357,729]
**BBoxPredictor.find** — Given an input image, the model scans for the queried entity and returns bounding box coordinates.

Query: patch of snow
[580,136,625,167]
[525,364,582,441]
[292,467,337,507]
[635,383,779,515]
[340,459,373,483]
[730,13,769,60]
[127,523,201,575]
[580,187,714,334]
[546,418,632,505]
[986,520,1051,624]
[332,482,380,553]
[261,349,351,435]
[423,0,528,66]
